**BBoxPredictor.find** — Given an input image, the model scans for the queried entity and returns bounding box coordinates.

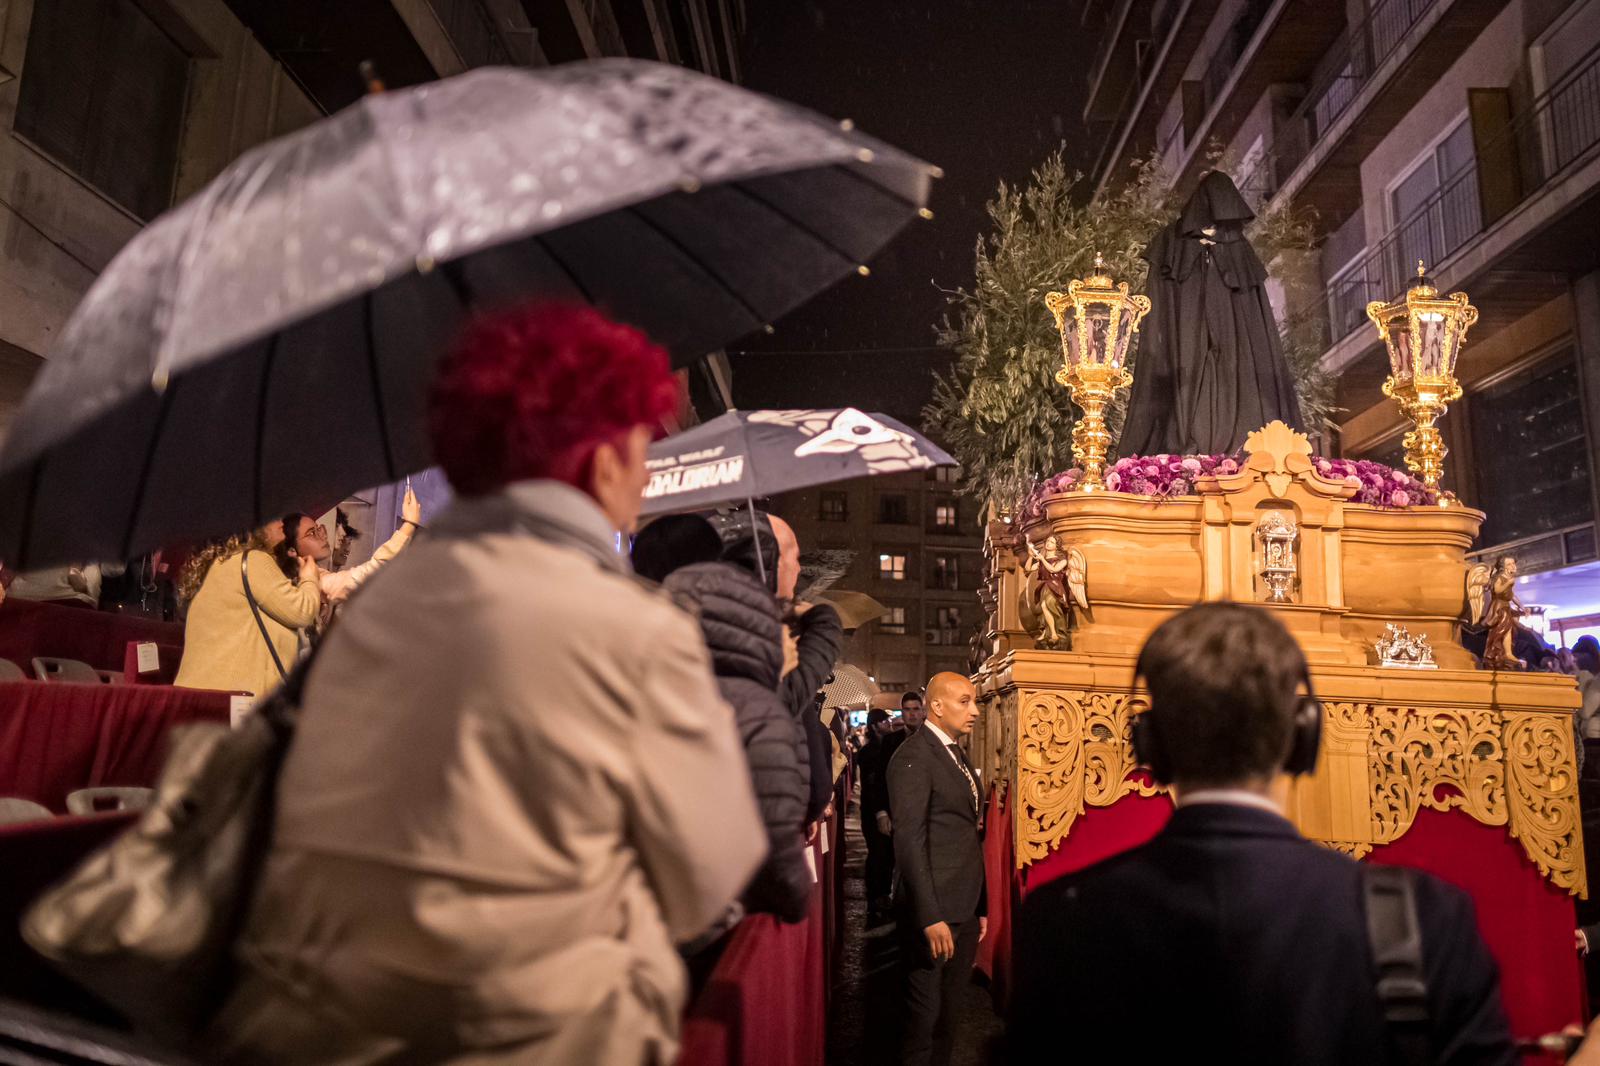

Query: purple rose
[1391,490,1411,507]
[1105,472,1122,491]
[1218,458,1238,474]
[1168,478,1189,496]
[1393,471,1410,484]
[1131,478,1154,495]
[1155,454,1170,463]
[1143,465,1159,477]
[1181,457,1202,473]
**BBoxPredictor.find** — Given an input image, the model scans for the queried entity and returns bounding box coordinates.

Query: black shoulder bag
[242,552,290,682]
[1363,864,1430,1066]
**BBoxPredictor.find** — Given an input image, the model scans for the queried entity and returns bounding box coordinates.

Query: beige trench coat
[211,482,767,1065]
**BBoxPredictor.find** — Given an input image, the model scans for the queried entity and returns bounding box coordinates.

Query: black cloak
[1119,171,1304,457]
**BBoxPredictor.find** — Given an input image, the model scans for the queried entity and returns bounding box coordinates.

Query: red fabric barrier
[0,598,182,675]
[0,811,137,1017]
[0,681,230,811]
[1368,808,1584,1041]
[677,804,840,1066]
[975,787,1014,997]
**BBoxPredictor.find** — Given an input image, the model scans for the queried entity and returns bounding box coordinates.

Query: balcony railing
[1278,0,1442,176]
[1319,43,1600,345]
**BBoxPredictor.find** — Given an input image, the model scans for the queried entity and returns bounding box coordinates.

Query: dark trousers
[864,820,895,904]
[899,916,980,1066]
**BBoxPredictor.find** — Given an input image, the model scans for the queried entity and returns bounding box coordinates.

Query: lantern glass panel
[1083,308,1111,368]
[1392,327,1415,382]
[1416,312,1446,378]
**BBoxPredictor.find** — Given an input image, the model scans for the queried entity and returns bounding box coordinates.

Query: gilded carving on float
[1014,690,1161,866]
[1504,712,1584,891]
[1367,704,1505,845]
[1001,689,1586,894]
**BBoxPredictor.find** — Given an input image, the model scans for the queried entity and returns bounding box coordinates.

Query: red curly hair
[429,304,680,497]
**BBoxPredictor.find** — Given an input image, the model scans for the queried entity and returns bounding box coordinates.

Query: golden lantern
[1044,255,1151,491]
[1365,261,1479,499]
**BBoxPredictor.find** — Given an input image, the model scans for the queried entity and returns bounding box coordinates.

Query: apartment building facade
[1084,0,1600,643]
[0,0,745,440]
[773,465,985,697]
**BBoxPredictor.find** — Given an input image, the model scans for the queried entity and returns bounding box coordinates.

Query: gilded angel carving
[1479,556,1526,671]
[1021,535,1087,648]
[1464,563,1491,627]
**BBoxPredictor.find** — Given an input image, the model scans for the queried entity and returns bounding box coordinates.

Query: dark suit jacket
[888,725,986,929]
[1008,804,1516,1065]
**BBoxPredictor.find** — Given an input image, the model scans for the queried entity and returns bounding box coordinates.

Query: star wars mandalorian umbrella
[0,60,934,569]
[639,407,955,518]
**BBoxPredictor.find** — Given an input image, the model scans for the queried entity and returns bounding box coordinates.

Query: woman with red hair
[214,305,767,1065]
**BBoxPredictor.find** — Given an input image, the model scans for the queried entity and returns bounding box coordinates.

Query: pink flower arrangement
[1016,453,1435,523]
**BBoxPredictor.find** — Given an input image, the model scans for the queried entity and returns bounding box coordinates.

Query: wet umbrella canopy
[1118,171,1303,457]
[0,60,933,569]
[639,407,954,518]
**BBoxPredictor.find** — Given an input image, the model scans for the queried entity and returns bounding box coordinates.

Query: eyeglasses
[301,523,328,541]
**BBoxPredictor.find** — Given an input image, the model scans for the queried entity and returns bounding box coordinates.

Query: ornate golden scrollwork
[1323,840,1374,860]
[1368,705,1506,844]
[1007,689,1586,895]
[1504,711,1585,892]
[1015,690,1162,866]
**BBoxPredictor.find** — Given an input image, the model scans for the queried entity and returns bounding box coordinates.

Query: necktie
[948,743,979,814]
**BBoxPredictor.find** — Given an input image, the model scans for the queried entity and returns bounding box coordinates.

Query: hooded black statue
[1119,171,1304,457]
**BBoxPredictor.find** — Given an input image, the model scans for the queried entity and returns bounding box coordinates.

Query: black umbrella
[0,60,934,569]
[639,407,955,518]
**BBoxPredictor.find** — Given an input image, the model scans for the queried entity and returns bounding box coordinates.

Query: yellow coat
[174,549,319,699]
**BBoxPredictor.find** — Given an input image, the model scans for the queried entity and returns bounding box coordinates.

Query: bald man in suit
[888,672,986,1066]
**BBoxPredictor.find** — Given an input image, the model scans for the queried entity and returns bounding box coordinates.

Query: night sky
[730,1,1098,425]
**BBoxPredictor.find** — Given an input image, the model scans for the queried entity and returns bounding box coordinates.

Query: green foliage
[924,148,1335,512]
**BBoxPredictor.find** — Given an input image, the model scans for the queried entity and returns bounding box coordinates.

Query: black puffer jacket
[665,562,812,922]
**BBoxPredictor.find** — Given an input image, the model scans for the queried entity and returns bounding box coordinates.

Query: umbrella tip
[839,118,855,131]
[856,264,871,277]
[918,207,934,221]
[678,176,702,194]
[855,147,875,163]
[928,164,945,179]
[358,60,386,95]
[763,324,775,334]
[151,367,170,394]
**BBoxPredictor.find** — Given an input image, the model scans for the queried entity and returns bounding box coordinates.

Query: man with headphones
[1008,603,1515,1065]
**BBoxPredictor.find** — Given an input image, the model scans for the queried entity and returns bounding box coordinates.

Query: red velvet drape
[1368,807,1584,1041]
[0,681,230,810]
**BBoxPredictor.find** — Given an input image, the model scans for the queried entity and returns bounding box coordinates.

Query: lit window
[879,553,907,581]
[934,503,958,530]
[880,606,907,634]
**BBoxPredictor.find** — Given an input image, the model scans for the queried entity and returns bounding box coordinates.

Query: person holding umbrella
[211,304,766,1065]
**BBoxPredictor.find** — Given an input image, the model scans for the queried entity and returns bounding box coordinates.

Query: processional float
[972,176,1584,1037]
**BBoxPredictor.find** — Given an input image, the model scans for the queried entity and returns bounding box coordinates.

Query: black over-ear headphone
[1130,667,1323,785]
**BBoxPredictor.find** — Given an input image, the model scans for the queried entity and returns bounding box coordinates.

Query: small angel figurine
[1023,535,1087,648]
[1466,556,1525,671]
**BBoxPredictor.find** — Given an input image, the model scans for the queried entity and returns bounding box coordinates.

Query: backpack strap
[1362,864,1430,1066]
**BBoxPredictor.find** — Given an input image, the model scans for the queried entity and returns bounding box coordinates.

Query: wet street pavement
[828,790,1003,1066]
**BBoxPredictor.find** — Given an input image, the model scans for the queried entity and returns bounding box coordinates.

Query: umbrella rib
[252,331,281,523]
[533,235,594,304]
[727,182,862,269]
[362,291,398,483]
[119,378,180,561]
[16,457,42,570]
[623,206,766,330]
[829,162,924,210]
